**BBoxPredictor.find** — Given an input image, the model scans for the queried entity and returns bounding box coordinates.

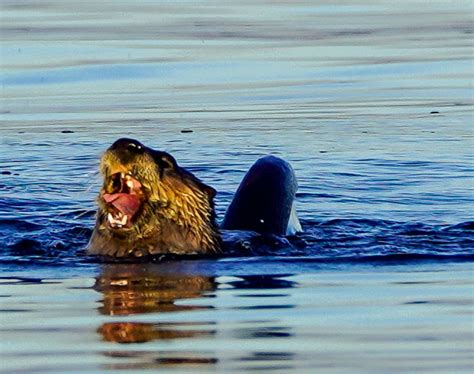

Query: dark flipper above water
[222,155,302,236]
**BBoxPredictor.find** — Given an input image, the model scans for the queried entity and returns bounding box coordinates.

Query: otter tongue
[103,193,141,217]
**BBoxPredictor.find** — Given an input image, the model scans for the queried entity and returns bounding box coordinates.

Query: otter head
[87,138,221,258]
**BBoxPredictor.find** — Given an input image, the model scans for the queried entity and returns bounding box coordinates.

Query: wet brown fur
[87,139,221,257]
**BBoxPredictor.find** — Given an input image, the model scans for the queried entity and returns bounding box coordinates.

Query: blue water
[1,1,473,373]
[1,129,473,267]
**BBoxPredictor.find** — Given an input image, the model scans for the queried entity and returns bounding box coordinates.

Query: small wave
[0,219,43,231]
[443,221,474,232]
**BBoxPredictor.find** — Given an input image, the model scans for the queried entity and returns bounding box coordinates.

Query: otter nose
[110,138,144,154]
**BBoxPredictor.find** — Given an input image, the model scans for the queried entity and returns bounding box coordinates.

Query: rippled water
[1,1,473,373]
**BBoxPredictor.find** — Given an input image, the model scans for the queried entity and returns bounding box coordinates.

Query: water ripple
[1,216,472,268]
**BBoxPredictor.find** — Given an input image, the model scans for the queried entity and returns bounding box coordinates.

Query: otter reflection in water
[94,265,299,370]
[87,138,301,258]
[94,264,219,369]
[94,264,216,344]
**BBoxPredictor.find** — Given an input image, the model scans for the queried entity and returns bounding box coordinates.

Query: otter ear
[154,151,176,171]
[159,154,175,169]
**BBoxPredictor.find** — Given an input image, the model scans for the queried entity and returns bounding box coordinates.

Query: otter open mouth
[103,172,145,229]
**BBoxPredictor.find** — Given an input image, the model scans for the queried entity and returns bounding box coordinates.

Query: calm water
[1,1,473,373]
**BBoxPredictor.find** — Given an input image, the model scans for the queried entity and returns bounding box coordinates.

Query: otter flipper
[222,155,301,236]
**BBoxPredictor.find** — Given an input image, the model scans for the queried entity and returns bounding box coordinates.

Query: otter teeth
[107,212,128,227]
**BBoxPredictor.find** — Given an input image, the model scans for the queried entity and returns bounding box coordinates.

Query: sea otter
[87,138,300,258]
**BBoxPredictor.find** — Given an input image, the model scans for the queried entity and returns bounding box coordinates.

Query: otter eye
[127,142,142,152]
